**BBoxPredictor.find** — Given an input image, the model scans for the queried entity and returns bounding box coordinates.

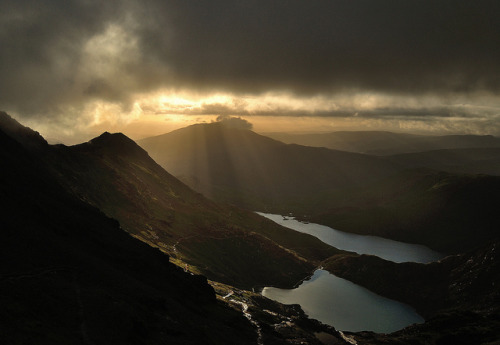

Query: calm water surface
[258,212,443,332]
[257,212,444,263]
[262,269,424,333]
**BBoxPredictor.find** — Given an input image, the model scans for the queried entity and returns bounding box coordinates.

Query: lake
[257,212,444,263]
[259,212,443,333]
[262,269,424,333]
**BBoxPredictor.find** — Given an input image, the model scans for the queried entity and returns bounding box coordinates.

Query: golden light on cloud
[136,90,345,116]
[23,86,500,145]
[153,92,234,114]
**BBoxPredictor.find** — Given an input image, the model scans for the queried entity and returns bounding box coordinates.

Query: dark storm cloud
[137,0,500,94]
[0,1,117,112]
[1,0,499,120]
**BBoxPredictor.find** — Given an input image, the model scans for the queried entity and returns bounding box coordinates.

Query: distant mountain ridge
[385,147,500,176]
[265,130,500,155]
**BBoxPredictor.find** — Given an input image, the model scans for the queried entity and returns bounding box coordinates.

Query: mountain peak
[90,131,129,144]
[0,111,48,149]
[90,131,128,144]
[82,131,148,158]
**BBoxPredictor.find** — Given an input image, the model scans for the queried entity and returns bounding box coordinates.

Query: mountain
[0,123,256,345]
[265,131,500,155]
[309,169,500,253]
[1,112,353,344]
[138,123,500,253]
[138,122,400,213]
[0,112,338,290]
[385,147,500,176]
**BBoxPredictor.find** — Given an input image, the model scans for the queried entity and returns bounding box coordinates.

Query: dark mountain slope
[0,127,256,345]
[0,113,338,290]
[266,130,500,155]
[0,110,48,149]
[52,132,338,289]
[138,123,400,212]
[310,169,500,253]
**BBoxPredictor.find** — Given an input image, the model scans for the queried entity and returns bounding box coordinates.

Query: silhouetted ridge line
[0,110,47,149]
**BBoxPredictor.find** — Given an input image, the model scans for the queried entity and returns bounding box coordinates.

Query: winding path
[229,299,263,345]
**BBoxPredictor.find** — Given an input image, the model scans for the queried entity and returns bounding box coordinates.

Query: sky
[1,0,500,144]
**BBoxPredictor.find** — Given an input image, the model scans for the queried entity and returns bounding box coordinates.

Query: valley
[139,122,500,254]
[1,111,499,344]
[259,211,499,343]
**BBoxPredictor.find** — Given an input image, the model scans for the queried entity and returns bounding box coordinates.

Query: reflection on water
[257,212,444,263]
[262,270,424,333]
[258,212,439,332]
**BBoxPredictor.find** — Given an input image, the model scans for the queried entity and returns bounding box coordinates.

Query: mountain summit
[84,131,150,159]
[139,122,399,212]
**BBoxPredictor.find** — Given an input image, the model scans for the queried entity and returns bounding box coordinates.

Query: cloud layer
[1,0,499,136]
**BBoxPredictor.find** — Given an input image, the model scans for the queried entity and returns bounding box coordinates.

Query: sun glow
[25,86,500,146]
